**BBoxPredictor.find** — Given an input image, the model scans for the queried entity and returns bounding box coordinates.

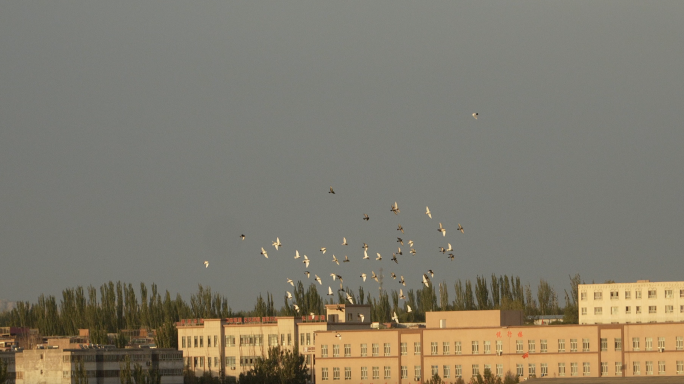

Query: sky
[1,1,683,311]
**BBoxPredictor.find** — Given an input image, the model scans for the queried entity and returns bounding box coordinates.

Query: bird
[332,255,339,265]
[346,293,354,304]
[304,271,310,278]
[371,271,379,282]
[204,261,209,268]
[363,250,369,260]
[407,305,412,313]
[337,275,343,283]
[376,253,382,261]
[327,286,333,296]
[422,274,430,287]
[330,273,338,281]
[261,247,268,258]
[390,201,400,215]
[303,255,310,268]
[397,247,402,255]
[363,214,369,221]
[399,289,405,300]
[320,247,327,254]
[439,246,446,254]
[391,254,398,264]
[287,278,294,286]
[294,250,301,259]
[392,312,399,323]
[391,272,396,279]
[286,291,292,300]
[397,237,403,245]
[446,243,453,252]
[438,223,446,237]
[428,269,434,277]
[336,304,344,311]
[343,255,350,263]
[315,275,322,285]
[293,304,300,312]
[362,243,369,250]
[457,223,464,233]
[357,313,364,322]
[360,273,367,282]
[397,224,404,233]
[410,248,417,256]
[472,112,478,119]
[342,237,348,246]
[426,206,432,219]
[240,234,245,240]
[272,237,282,250]
[408,240,414,247]
[399,276,406,286]
[448,253,455,261]
[329,186,335,194]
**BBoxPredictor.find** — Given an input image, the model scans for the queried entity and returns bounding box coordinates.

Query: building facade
[579,280,684,325]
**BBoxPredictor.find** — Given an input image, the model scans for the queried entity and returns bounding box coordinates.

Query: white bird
[391,272,396,279]
[448,253,455,261]
[397,224,404,233]
[439,246,446,254]
[429,269,434,278]
[408,240,414,247]
[372,271,379,282]
[287,278,294,286]
[407,304,412,313]
[332,255,339,265]
[330,273,337,281]
[391,254,398,264]
[422,274,430,287]
[438,223,446,237]
[399,276,406,286]
[397,247,402,255]
[360,273,367,282]
[304,271,310,278]
[320,247,327,254]
[390,201,400,215]
[363,214,369,221]
[446,243,453,252]
[261,247,268,258]
[392,311,399,323]
[457,223,464,233]
[303,255,310,268]
[293,304,300,312]
[204,261,209,268]
[286,291,293,300]
[399,289,405,300]
[343,255,350,263]
[329,186,335,194]
[472,112,478,119]
[426,206,432,219]
[397,237,403,245]
[362,243,369,250]
[346,293,354,304]
[315,275,322,285]
[272,237,282,250]
[294,250,301,259]
[410,248,417,256]
[376,253,382,261]
[358,313,365,322]
[240,234,245,240]
[363,250,370,260]
[327,286,334,296]
[342,237,348,246]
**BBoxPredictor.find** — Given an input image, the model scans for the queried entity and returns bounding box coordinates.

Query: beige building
[579,280,684,325]
[315,310,684,382]
[176,304,371,381]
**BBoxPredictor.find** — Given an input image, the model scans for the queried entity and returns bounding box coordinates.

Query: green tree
[73,358,89,384]
[0,358,9,384]
[120,355,133,384]
[238,346,308,384]
[154,321,178,349]
[426,373,443,384]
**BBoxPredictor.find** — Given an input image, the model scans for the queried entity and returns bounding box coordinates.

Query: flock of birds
[204,113,479,322]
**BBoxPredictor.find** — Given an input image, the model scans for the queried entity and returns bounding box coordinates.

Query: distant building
[579,280,684,324]
[532,315,565,325]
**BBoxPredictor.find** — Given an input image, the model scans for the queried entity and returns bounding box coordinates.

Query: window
[333,344,340,357]
[455,341,462,355]
[443,341,450,355]
[360,367,367,380]
[681,305,684,313]
[528,340,535,353]
[194,336,198,348]
[414,342,421,355]
[384,366,391,379]
[633,337,640,351]
[570,339,578,352]
[321,367,329,381]
[558,339,565,352]
[581,291,587,300]
[636,306,642,314]
[400,342,407,355]
[600,338,607,351]
[594,307,602,315]
[300,334,304,345]
[666,305,674,314]
[384,343,390,356]
[611,291,619,300]
[516,340,523,353]
[344,367,351,380]
[625,290,631,299]
[516,364,523,377]
[558,362,565,376]
[484,365,491,377]
[431,342,438,355]
[344,344,351,357]
[615,337,622,351]
[496,340,503,354]
[268,334,277,346]
[401,366,408,379]
[200,336,204,348]
[528,364,535,377]
[665,289,673,298]
[583,338,590,352]
[372,367,379,380]
[581,307,587,316]
[646,361,653,375]
[594,291,603,300]
[288,333,292,345]
[333,367,340,381]
[226,356,236,369]
[658,337,665,350]
[636,290,642,299]
[360,344,367,357]
[541,363,547,378]
[659,361,665,375]
[372,343,379,357]
[601,362,608,376]
[649,306,657,314]
[182,337,186,348]
[615,362,622,375]
[306,333,311,345]
[455,364,462,377]
[648,289,657,299]
[611,306,619,314]
[677,361,683,374]
[646,337,653,351]
[571,362,578,376]
[626,306,631,314]
[199,356,204,368]
[472,364,479,377]
[540,339,547,353]
[496,364,503,377]
[472,341,479,354]
[207,357,211,369]
[633,361,641,375]
[414,366,421,380]
[431,365,438,376]
[321,345,328,358]
[484,340,491,354]
[677,336,683,350]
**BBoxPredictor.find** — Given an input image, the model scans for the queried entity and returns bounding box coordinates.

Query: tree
[563,273,582,324]
[475,276,491,310]
[503,370,519,384]
[73,358,89,384]
[155,321,178,349]
[0,358,9,384]
[120,355,133,384]
[238,346,308,384]
[537,279,557,316]
[426,373,443,384]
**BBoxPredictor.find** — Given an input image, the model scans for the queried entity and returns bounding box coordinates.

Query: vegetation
[238,346,308,384]
[73,358,88,384]
[0,358,9,384]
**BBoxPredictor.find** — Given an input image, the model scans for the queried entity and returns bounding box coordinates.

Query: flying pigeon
[397,224,404,233]
[240,234,245,240]
[315,275,322,285]
[438,223,446,237]
[363,214,369,221]
[204,261,209,268]
[390,201,400,215]
[342,237,348,246]
[294,250,301,259]
[363,250,369,260]
[343,255,350,263]
[320,247,327,254]
[397,237,403,245]
[426,206,432,219]
[332,255,339,265]
[272,237,282,250]
[327,286,333,296]
[457,223,464,233]
[399,276,406,286]
[303,255,310,268]
[472,112,478,119]
[261,247,268,258]
[360,273,367,282]
[287,278,294,286]
[329,186,335,194]
[376,253,382,261]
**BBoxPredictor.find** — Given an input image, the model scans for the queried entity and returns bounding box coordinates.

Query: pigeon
[399,289,405,300]
[439,247,446,254]
[332,255,339,265]
[305,271,310,278]
[391,272,396,279]
[240,234,245,240]
[346,293,354,304]
[397,247,403,255]
[336,304,344,311]
[294,250,301,259]
[286,291,293,300]
[472,112,478,119]
[457,223,464,233]
[329,186,335,194]
[261,247,268,258]
[287,278,294,286]
[360,273,367,282]
[428,269,434,277]
[204,261,209,268]
[438,223,446,237]
[422,274,430,287]
[391,254,398,264]
[320,247,327,254]
[303,255,310,268]
[407,304,412,313]
[410,248,417,256]
[293,304,300,312]
[448,253,455,261]
[399,276,406,286]
[397,237,404,245]
[363,214,369,221]
[363,250,370,260]
[327,286,333,296]
[426,206,432,219]
[272,237,282,250]
[362,243,369,250]
[315,275,322,285]
[371,271,379,282]
[446,243,453,252]
[376,253,382,261]
[357,313,364,322]
[392,312,399,323]
[408,240,414,247]
[390,201,400,215]
[343,255,350,263]
[330,273,338,281]
[342,237,348,246]
[397,224,404,233]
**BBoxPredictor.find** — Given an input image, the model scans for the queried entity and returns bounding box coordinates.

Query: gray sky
[1,1,683,311]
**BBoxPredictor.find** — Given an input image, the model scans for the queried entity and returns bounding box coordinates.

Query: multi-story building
[177,304,371,381]
[316,310,684,382]
[579,280,684,324]
[1,347,183,384]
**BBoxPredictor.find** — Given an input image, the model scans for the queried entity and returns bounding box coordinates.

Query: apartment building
[176,304,371,381]
[316,310,684,382]
[579,280,684,324]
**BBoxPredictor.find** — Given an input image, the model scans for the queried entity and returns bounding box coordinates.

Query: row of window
[583,305,684,315]
[181,333,295,348]
[631,361,684,375]
[582,289,684,301]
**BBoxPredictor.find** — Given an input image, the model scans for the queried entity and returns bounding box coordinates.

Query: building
[579,280,684,325]
[176,304,372,381]
[0,327,41,351]
[1,347,183,384]
[315,310,684,382]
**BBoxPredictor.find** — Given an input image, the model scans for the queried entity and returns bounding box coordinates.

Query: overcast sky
[1,1,683,311]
